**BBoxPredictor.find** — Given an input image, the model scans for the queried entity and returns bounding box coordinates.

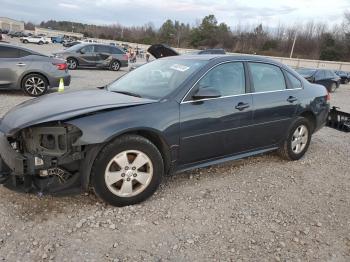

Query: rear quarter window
[111,47,124,54]
[285,71,302,89]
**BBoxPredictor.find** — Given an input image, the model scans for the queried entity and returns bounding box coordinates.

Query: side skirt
[174,147,279,174]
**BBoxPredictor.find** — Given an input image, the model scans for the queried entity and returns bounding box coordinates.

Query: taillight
[54,63,68,70]
[123,54,128,60]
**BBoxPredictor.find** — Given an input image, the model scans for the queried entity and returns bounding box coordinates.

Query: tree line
[25,13,350,62]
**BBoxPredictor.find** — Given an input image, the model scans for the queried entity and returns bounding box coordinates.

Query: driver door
[179,62,254,165]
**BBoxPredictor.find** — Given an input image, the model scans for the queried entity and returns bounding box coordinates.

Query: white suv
[20,36,51,45]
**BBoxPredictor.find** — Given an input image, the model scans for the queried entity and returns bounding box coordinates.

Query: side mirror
[79,49,85,54]
[192,87,221,100]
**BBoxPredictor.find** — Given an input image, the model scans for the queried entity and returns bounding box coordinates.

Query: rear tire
[66,57,78,70]
[91,135,164,207]
[23,40,28,44]
[21,74,49,97]
[330,83,337,93]
[110,60,121,71]
[278,117,312,161]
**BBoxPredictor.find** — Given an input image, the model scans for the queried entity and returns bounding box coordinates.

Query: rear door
[95,45,113,66]
[248,62,301,148]
[0,46,31,89]
[77,45,96,66]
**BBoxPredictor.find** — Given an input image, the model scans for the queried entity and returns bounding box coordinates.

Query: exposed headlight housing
[21,124,82,157]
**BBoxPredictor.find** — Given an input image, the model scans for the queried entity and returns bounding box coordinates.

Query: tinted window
[0,46,30,58]
[286,71,302,89]
[315,70,325,80]
[95,45,111,53]
[80,45,94,53]
[249,63,286,92]
[196,62,245,96]
[111,47,124,54]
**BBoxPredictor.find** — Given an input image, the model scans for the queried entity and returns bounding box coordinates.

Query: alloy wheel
[111,61,120,71]
[24,77,46,96]
[67,59,77,69]
[291,124,309,154]
[104,150,153,197]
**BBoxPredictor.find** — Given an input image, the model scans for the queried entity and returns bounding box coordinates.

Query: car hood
[0,90,156,135]
[147,44,179,59]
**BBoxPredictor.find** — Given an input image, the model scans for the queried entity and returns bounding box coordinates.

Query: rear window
[0,46,32,58]
[111,47,124,54]
[95,45,111,53]
[249,63,286,92]
[285,71,302,89]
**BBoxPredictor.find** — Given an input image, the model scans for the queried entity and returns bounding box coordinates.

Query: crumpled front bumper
[0,130,26,176]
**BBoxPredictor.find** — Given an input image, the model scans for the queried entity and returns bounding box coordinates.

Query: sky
[1,0,350,28]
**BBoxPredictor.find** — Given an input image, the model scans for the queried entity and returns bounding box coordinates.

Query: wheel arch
[299,110,316,133]
[80,128,172,190]
[20,71,50,89]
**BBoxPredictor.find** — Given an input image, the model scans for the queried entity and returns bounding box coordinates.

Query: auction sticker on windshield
[170,64,190,72]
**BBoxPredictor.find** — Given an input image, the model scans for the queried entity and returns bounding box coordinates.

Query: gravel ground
[0,39,350,261]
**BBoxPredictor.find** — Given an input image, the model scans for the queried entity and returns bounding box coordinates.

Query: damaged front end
[0,122,85,195]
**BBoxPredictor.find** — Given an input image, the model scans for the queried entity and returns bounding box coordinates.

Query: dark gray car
[0,43,71,96]
[54,43,128,71]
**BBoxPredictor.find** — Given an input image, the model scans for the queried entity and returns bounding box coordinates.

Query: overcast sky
[2,0,350,28]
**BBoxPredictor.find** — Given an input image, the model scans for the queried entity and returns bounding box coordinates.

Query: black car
[191,48,226,55]
[335,70,350,84]
[8,31,27,38]
[62,41,81,48]
[0,55,330,206]
[296,68,340,92]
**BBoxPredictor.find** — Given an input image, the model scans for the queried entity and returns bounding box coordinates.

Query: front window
[107,59,206,99]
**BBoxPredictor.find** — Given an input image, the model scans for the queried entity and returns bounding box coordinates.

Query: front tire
[278,117,312,161]
[91,135,164,207]
[21,74,49,97]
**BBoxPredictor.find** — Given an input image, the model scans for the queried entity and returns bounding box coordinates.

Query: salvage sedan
[0,55,330,206]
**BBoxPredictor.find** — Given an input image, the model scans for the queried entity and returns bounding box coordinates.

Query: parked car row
[295,68,343,93]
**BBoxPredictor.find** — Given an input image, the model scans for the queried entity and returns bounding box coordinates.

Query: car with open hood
[0,55,330,206]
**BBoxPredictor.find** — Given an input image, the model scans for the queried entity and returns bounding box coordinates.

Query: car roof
[164,54,284,64]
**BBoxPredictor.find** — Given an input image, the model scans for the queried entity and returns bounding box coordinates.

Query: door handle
[16,63,26,67]
[235,102,250,111]
[287,96,298,103]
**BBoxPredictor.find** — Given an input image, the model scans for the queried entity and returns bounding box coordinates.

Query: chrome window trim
[181,88,303,104]
[180,59,303,104]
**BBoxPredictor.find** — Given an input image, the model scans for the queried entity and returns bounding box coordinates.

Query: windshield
[296,68,316,76]
[107,59,206,99]
[65,43,84,52]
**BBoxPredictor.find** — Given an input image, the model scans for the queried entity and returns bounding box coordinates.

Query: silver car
[53,43,128,71]
[0,43,71,96]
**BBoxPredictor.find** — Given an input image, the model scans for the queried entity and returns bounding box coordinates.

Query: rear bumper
[120,60,128,68]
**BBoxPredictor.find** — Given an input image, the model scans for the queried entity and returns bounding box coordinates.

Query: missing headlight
[21,124,82,157]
